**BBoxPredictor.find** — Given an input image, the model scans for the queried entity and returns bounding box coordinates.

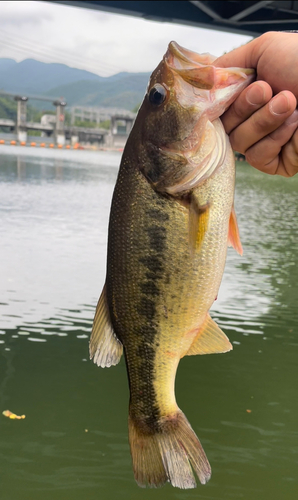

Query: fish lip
[164,41,255,94]
[166,40,254,75]
[166,41,217,68]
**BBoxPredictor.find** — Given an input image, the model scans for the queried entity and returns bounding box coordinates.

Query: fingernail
[246,83,265,105]
[285,109,298,125]
[270,93,290,115]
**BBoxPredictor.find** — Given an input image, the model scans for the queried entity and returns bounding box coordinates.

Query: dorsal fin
[184,313,232,356]
[89,283,123,367]
[189,195,210,255]
[228,205,243,256]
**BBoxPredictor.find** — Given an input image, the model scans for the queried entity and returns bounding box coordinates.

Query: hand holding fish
[215,31,298,177]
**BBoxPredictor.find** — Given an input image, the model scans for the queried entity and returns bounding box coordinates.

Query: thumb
[214,39,256,69]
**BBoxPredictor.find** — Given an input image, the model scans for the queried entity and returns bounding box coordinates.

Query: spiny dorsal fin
[89,283,123,367]
[185,313,232,356]
[189,195,210,255]
[228,205,243,256]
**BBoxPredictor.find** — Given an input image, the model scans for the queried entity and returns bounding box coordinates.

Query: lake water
[0,145,297,500]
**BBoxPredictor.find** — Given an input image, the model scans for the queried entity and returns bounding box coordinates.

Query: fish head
[132,41,254,194]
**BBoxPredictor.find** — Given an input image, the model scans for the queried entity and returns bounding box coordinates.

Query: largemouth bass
[90,42,254,489]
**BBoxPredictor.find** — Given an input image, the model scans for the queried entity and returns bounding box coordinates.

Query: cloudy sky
[0,1,253,76]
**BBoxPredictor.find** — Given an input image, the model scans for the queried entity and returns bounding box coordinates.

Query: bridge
[0,91,136,147]
[0,91,68,145]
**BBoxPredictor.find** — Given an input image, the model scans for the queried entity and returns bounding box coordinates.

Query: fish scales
[90,41,254,489]
[107,144,234,418]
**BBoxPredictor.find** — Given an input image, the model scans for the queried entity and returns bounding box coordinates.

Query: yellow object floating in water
[2,410,25,420]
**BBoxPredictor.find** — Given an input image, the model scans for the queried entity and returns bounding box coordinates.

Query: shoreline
[0,139,123,152]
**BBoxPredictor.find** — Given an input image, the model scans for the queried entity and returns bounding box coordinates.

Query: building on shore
[70,106,136,148]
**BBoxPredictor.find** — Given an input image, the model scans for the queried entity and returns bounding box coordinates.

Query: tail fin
[128,410,211,489]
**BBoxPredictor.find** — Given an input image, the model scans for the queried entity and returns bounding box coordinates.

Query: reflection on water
[0,146,297,500]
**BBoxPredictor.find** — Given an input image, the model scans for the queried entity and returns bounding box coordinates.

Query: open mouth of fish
[162,42,254,194]
[165,41,254,113]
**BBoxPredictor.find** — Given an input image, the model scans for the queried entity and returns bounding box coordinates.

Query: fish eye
[148,84,167,106]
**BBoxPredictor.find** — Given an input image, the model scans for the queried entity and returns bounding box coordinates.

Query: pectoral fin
[89,284,123,367]
[185,313,232,356]
[228,205,243,256]
[189,195,210,255]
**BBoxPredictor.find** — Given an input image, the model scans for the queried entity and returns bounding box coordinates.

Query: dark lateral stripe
[126,340,161,430]
[140,281,160,296]
[139,255,163,274]
[146,225,166,252]
[138,297,156,321]
[128,212,171,428]
[147,208,169,222]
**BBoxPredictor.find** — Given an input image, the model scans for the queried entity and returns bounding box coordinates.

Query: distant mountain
[42,73,150,110]
[0,58,150,111]
[0,58,17,73]
[0,58,103,94]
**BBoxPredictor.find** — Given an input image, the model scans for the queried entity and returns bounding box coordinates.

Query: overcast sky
[0,1,253,77]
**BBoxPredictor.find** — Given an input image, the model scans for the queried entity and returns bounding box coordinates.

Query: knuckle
[252,114,274,135]
[245,150,261,168]
[232,100,247,120]
[229,132,245,155]
[245,147,268,168]
[281,144,298,177]
[291,129,298,155]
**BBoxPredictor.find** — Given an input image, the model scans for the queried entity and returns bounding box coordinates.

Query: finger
[244,109,298,174]
[229,91,297,154]
[221,81,272,134]
[214,37,259,69]
[214,33,274,72]
[278,127,298,177]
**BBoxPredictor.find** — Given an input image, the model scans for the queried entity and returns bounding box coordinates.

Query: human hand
[215,32,298,176]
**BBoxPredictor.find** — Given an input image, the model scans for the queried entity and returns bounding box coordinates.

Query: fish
[90,41,254,489]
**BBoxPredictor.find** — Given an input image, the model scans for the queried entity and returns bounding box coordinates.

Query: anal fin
[89,283,123,367]
[185,313,232,356]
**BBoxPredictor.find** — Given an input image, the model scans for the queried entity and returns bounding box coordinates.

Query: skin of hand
[215,32,298,176]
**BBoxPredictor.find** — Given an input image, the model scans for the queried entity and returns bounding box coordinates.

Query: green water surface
[0,147,297,500]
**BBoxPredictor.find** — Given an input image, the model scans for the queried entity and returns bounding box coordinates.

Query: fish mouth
[166,41,218,69]
[164,41,255,118]
[157,42,255,195]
